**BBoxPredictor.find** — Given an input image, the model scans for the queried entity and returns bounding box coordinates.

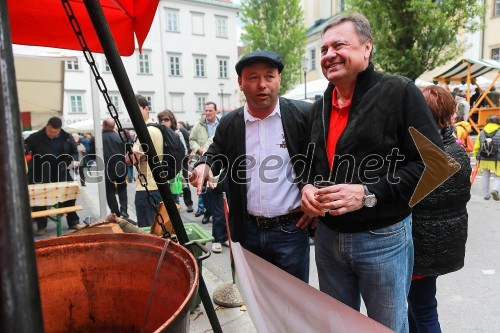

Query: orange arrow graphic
[408,127,461,207]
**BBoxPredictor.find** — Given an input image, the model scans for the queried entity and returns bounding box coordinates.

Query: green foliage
[345,0,485,80]
[240,0,306,93]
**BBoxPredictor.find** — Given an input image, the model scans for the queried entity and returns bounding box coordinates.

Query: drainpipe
[481,0,486,58]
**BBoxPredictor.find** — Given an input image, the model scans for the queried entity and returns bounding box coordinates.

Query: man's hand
[125,151,144,166]
[316,184,364,216]
[188,163,214,194]
[296,214,317,230]
[301,184,325,217]
[197,147,204,155]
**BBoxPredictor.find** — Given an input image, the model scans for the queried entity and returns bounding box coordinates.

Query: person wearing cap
[189,50,314,282]
[300,13,442,332]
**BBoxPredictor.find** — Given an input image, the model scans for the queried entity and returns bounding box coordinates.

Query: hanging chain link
[61,0,170,238]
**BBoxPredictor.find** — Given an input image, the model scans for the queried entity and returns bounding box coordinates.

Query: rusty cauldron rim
[35,233,199,333]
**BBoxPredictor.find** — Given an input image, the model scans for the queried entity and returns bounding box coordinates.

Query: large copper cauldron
[35,233,199,333]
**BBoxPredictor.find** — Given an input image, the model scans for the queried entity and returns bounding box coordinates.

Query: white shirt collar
[243,100,281,122]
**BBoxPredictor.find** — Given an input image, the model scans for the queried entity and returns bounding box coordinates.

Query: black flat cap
[235,50,284,76]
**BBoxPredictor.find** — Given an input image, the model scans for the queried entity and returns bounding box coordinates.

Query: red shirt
[326,88,351,169]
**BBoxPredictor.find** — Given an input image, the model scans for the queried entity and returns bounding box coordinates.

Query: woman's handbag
[169,172,183,195]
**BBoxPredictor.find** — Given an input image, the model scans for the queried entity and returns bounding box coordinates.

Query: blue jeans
[197,194,205,212]
[134,190,162,228]
[204,188,227,243]
[127,165,134,183]
[173,194,180,205]
[408,276,441,333]
[242,218,310,283]
[315,215,413,333]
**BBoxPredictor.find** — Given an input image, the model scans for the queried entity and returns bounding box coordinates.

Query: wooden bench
[31,205,83,236]
[28,182,82,237]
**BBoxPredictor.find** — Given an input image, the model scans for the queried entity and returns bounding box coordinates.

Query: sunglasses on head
[159,117,170,123]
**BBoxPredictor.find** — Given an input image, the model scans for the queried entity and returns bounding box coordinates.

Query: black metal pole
[82,1,223,332]
[0,0,44,331]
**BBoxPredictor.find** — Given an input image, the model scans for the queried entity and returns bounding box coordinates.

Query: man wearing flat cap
[190,50,314,282]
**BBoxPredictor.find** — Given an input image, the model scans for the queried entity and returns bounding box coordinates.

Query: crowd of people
[23,11,500,333]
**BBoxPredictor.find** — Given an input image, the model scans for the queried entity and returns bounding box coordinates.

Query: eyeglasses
[159,117,170,123]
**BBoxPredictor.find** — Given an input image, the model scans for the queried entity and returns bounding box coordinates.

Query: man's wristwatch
[362,185,377,207]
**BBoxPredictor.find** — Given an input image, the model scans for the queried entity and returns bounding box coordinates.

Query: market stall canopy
[450,75,499,92]
[65,119,95,133]
[283,77,330,101]
[14,50,78,129]
[432,59,500,133]
[433,58,500,83]
[8,0,159,56]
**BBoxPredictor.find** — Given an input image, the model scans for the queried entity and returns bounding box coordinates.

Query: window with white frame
[492,47,500,61]
[103,57,111,72]
[191,12,205,35]
[65,59,80,71]
[309,49,316,70]
[168,54,181,76]
[218,58,228,78]
[196,95,207,112]
[194,56,206,77]
[215,16,228,38]
[109,93,121,113]
[495,0,500,16]
[166,9,179,32]
[137,51,151,74]
[139,93,154,113]
[69,94,84,113]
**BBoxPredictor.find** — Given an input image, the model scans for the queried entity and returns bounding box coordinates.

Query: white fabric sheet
[231,241,394,333]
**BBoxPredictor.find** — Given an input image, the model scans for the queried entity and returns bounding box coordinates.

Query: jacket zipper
[322,97,327,152]
[321,96,336,172]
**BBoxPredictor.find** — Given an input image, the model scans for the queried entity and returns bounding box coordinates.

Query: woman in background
[157,110,189,207]
[408,85,471,332]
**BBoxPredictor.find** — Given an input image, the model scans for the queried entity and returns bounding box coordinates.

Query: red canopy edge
[7,0,159,56]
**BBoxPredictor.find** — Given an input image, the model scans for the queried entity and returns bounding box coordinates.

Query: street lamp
[219,82,224,111]
[301,57,308,100]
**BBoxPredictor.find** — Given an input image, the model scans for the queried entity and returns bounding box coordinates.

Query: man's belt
[248,211,302,229]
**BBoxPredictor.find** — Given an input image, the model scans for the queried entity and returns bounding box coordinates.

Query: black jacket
[197,97,312,242]
[102,130,126,181]
[308,63,443,233]
[412,127,471,276]
[25,128,78,184]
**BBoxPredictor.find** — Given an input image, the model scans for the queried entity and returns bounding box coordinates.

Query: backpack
[478,129,500,160]
[457,124,474,152]
[147,123,185,181]
[464,133,474,153]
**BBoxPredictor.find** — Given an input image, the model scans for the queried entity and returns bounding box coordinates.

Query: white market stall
[283,77,329,101]
[65,118,95,133]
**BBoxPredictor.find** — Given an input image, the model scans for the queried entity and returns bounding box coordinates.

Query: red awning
[7,0,159,56]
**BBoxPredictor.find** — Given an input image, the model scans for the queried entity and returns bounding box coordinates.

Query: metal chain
[61,0,170,238]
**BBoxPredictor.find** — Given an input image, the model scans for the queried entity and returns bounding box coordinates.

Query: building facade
[484,0,500,61]
[296,0,499,97]
[63,0,239,129]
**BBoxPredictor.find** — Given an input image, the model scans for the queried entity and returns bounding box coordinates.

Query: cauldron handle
[185,240,211,263]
